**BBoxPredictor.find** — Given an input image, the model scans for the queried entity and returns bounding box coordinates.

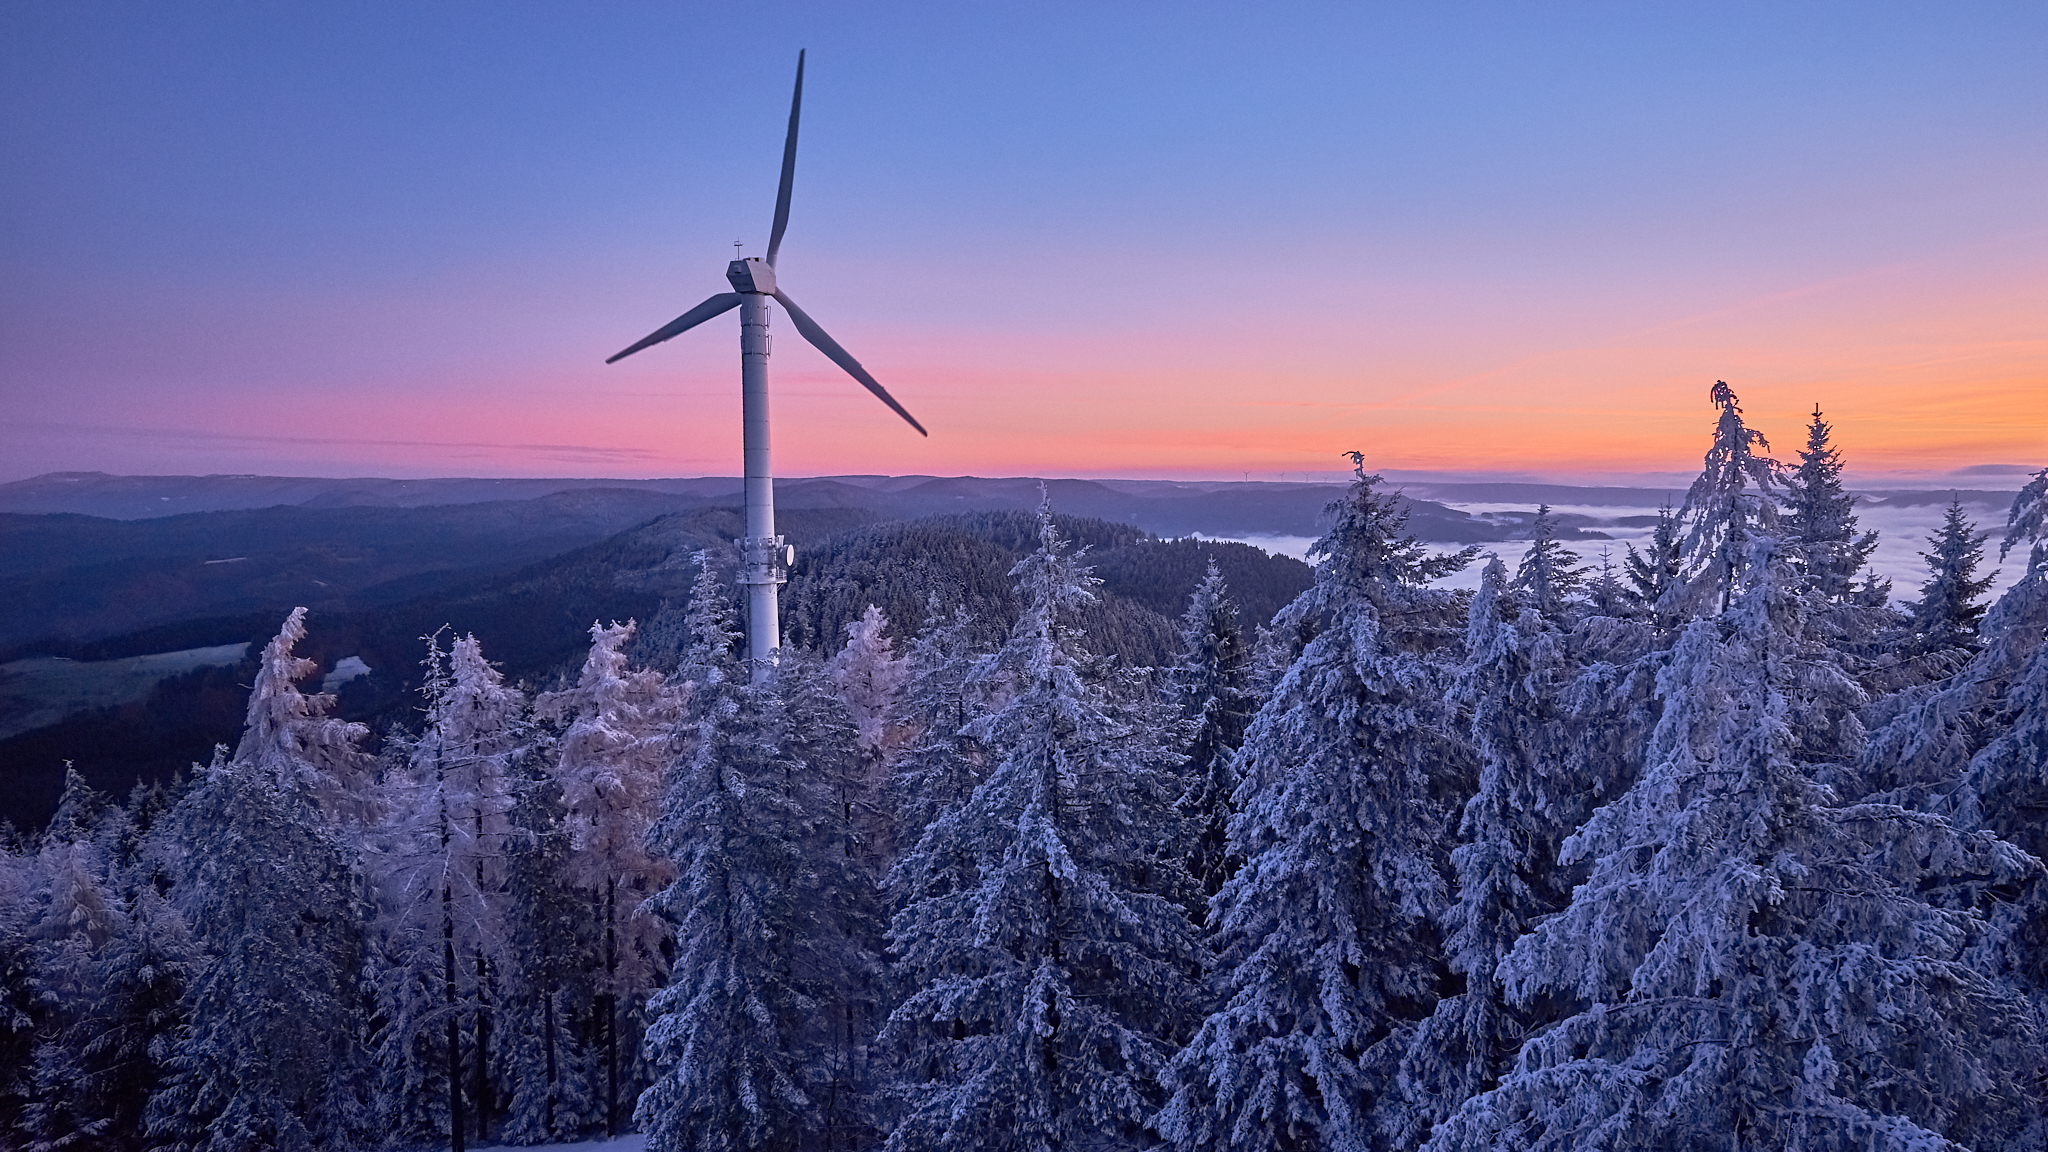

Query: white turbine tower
[606,51,926,675]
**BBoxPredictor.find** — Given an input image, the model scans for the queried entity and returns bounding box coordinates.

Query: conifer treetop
[2003,465,2048,560]
[234,607,373,818]
[1313,454,1478,594]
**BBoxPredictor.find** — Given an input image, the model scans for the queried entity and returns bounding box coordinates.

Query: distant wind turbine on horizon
[605,50,926,675]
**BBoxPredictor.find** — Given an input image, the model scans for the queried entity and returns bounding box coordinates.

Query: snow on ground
[0,642,249,740]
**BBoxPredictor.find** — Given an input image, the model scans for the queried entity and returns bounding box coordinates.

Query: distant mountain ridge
[0,471,1497,540]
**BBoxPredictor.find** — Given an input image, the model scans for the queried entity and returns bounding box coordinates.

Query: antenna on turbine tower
[606,50,927,679]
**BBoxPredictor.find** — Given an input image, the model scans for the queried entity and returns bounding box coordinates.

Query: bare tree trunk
[445,883,466,1152]
[542,988,558,1135]
[474,943,491,1138]
[604,877,618,1138]
[474,811,493,1135]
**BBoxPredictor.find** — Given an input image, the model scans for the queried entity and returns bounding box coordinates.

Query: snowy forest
[6,383,2048,1152]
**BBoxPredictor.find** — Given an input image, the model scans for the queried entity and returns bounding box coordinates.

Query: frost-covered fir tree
[534,619,684,1136]
[1859,514,2048,798]
[497,743,603,1146]
[1781,405,1881,601]
[23,885,198,1152]
[145,744,374,1152]
[792,648,894,1152]
[2005,468,2048,563]
[827,603,911,871]
[1624,505,1684,626]
[1952,476,2048,857]
[370,631,529,1151]
[145,614,378,1150]
[1679,382,1780,613]
[1909,498,1995,652]
[884,597,991,870]
[1160,460,1478,1152]
[145,610,376,1151]
[1426,538,2038,1152]
[828,603,910,763]
[1170,558,1257,898]
[635,663,809,1152]
[231,607,377,826]
[637,644,884,1152]
[0,831,38,1137]
[1585,547,1631,620]
[1399,557,1590,1135]
[1512,505,1587,623]
[20,771,121,1151]
[885,499,1204,1152]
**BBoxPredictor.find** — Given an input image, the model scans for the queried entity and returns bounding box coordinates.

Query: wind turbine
[606,50,926,674]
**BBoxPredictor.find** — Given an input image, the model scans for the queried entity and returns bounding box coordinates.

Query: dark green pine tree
[1780,404,1880,600]
[1910,497,1995,650]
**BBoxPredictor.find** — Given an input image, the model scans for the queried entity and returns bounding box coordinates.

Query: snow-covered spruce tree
[1859,532,2048,799]
[791,649,894,1152]
[1781,405,1881,601]
[634,661,806,1152]
[144,613,378,1150]
[369,632,529,1150]
[884,499,1204,1152]
[1248,620,1292,698]
[829,603,910,765]
[23,885,198,1152]
[230,606,378,827]
[636,645,882,1152]
[1624,505,1684,627]
[1585,547,1632,620]
[1426,537,2038,1152]
[1160,460,1479,1152]
[144,609,376,1151]
[144,744,374,1152]
[1948,509,2048,1140]
[2006,468,2048,563]
[884,597,992,873]
[1171,558,1257,899]
[19,771,121,1151]
[1398,557,1589,1135]
[827,603,911,870]
[1512,505,1587,624]
[1952,475,2048,857]
[0,837,37,1138]
[534,619,684,1137]
[497,739,602,1146]
[1909,498,1996,653]
[1679,382,1781,615]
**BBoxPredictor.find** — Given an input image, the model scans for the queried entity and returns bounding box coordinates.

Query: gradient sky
[4,2,2044,483]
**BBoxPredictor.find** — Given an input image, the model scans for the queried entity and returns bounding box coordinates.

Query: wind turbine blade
[605,293,743,363]
[773,289,928,436]
[765,50,805,268]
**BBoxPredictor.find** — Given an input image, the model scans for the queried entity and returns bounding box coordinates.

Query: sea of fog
[1199,491,2030,607]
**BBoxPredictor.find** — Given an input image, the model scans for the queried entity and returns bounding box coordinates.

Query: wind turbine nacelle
[727,258,777,294]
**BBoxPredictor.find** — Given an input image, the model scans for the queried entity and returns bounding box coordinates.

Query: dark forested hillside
[0,489,713,655]
[778,511,1311,664]
[1,503,1307,829]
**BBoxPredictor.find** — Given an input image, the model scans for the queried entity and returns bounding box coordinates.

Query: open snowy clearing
[0,642,249,740]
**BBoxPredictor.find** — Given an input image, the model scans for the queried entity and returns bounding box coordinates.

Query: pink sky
[4,5,2043,485]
